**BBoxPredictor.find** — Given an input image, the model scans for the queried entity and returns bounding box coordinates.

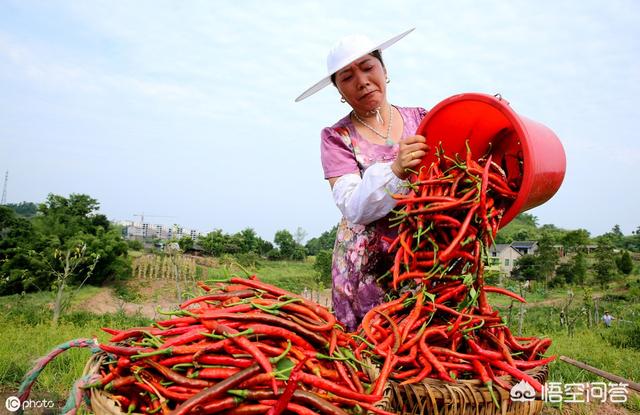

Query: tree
[495,213,540,244]
[598,224,625,249]
[571,251,588,285]
[313,250,333,288]
[305,225,338,256]
[623,226,640,252]
[538,224,566,244]
[223,233,242,254]
[554,262,573,286]
[274,230,296,259]
[178,236,194,252]
[79,227,130,285]
[562,229,591,253]
[6,201,38,218]
[593,240,617,288]
[1,194,130,293]
[40,243,99,326]
[257,239,274,257]
[616,251,633,275]
[536,234,560,286]
[291,246,307,261]
[237,228,260,254]
[293,227,308,245]
[0,206,38,294]
[198,229,227,256]
[511,254,540,282]
[127,239,144,251]
[512,228,534,241]
[519,213,539,228]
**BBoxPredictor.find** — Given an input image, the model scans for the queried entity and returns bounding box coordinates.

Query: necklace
[352,104,394,146]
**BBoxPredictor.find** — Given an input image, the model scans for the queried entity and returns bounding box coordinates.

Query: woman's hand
[391,135,429,179]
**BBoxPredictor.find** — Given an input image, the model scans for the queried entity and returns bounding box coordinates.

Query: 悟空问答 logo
[510,380,536,402]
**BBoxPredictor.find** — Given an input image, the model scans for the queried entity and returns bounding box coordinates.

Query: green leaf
[275,356,295,379]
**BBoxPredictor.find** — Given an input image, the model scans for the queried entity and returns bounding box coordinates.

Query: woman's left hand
[391,135,429,179]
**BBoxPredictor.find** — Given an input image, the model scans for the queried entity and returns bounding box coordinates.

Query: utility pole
[1,171,7,205]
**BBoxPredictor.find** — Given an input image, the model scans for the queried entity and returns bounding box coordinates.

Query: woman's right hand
[391,135,429,179]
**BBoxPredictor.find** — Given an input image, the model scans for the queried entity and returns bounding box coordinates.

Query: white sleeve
[332,162,408,225]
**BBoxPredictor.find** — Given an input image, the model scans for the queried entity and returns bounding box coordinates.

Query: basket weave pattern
[377,366,548,415]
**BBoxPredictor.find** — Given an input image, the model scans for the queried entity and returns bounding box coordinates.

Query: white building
[116,220,202,242]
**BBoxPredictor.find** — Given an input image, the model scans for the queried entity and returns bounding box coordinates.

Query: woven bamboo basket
[373,365,548,415]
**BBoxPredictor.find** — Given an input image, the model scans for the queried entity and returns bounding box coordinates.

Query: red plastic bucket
[415,92,566,228]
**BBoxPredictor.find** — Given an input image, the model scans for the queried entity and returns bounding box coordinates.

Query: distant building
[510,240,538,256]
[489,244,523,276]
[116,220,203,242]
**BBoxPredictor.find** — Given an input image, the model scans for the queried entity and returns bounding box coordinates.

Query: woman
[296,29,429,331]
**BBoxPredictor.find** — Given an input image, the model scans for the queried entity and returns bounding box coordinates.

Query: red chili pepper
[481,330,516,367]
[156,316,200,327]
[419,331,453,382]
[399,355,432,385]
[229,277,336,331]
[200,396,243,413]
[466,337,504,361]
[513,355,556,369]
[483,286,526,303]
[158,327,209,349]
[333,360,357,393]
[144,359,212,389]
[297,372,381,403]
[438,204,479,262]
[197,367,241,379]
[99,343,153,356]
[171,363,264,415]
[204,320,274,390]
[490,360,543,392]
[528,337,552,360]
[105,375,136,391]
[224,403,271,415]
[179,289,257,309]
[267,357,307,415]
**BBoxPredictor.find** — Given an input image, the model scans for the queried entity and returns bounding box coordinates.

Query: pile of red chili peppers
[353,145,554,401]
[96,276,394,415]
[93,147,554,413]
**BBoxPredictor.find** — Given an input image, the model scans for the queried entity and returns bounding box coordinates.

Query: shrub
[234,252,262,269]
[127,240,144,251]
[602,322,640,350]
[313,250,333,287]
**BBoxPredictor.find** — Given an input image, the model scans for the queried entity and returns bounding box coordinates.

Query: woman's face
[335,55,387,114]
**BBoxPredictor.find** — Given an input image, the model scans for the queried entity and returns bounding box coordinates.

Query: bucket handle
[493,93,510,105]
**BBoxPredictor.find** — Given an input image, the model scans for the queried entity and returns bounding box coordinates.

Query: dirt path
[72,287,179,320]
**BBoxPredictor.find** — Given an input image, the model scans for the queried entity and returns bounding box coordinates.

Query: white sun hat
[295,28,415,102]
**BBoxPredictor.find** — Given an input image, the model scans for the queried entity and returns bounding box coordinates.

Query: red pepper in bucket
[415,92,566,228]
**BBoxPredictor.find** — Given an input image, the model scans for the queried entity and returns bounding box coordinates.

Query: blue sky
[1,0,638,241]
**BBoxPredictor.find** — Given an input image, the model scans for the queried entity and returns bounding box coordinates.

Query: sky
[1,0,638,242]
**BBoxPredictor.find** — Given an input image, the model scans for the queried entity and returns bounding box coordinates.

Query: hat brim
[295,28,415,102]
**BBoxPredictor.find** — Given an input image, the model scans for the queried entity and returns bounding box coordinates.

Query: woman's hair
[330,50,385,86]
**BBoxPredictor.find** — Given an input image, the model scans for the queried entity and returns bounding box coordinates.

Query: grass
[197,257,317,294]
[502,287,640,414]
[255,259,318,294]
[0,290,151,402]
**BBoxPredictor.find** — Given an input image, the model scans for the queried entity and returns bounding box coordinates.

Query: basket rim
[378,364,549,414]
